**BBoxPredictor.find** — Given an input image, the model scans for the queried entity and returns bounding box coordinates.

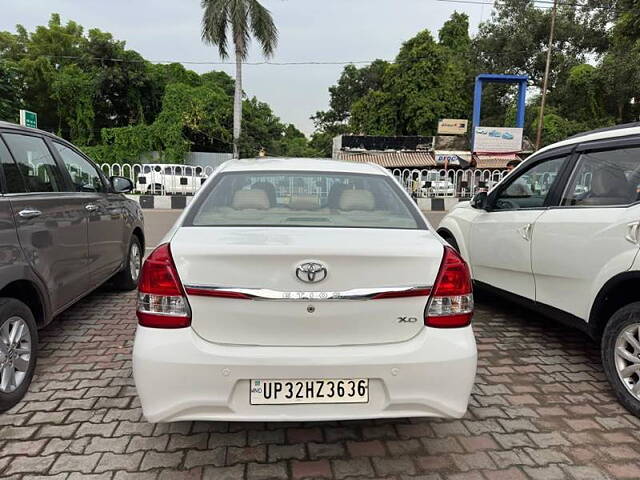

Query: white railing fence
[101,162,506,198]
[101,163,218,196]
[391,168,507,198]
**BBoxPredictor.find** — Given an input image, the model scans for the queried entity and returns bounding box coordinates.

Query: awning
[434,151,472,168]
[474,153,520,169]
[337,151,435,168]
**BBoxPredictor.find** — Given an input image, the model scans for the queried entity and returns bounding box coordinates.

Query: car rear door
[0,131,89,312]
[469,150,572,300]
[50,140,126,287]
[532,138,640,320]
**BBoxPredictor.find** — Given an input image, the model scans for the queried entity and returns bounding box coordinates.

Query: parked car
[0,121,144,412]
[136,163,207,195]
[437,122,640,416]
[421,171,456,197]
[133,158,476,422]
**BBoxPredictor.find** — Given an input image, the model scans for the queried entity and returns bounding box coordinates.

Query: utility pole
[535,0,558,150]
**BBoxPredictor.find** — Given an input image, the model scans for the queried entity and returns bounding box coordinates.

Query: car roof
[218,157,388,175]
[535,122,640,156]
[0,121,62,140]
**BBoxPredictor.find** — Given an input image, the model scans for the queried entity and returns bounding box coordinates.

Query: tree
[311,13,474,141]
[201,0,278,158]
[311,60,389,131]
[350,91,398,135]
[0,62,21,122]
[51,64,95,144]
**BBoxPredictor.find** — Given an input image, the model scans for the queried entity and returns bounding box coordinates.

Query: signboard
[438,119,468,135]
[19,110,37,129]
[473,127,523,153]
[435,151,473,168]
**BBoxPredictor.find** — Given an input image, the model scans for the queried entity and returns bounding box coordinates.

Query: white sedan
[133,158,476,423]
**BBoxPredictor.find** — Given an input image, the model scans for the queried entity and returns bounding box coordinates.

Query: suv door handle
[85,204,98,212]
[18,208,42,219]
[518,223,533,241]
[625,222,640,245]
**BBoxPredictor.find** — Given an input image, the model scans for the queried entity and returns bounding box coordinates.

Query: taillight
[137,243,191,328]
[425,246,473,328]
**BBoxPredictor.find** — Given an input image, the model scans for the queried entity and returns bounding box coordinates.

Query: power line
[0,45,598,68]
[2,53,377,66]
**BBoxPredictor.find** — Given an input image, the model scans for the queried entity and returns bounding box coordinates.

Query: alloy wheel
[130,242,142,283]
[614,322,640,400]
[0,316,32,393]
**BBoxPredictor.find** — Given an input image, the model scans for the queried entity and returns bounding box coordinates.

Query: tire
[112,236,142,291]
[601,302,640,417]
[0,298,38,413]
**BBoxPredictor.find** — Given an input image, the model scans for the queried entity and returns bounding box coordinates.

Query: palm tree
[201,0,278,159]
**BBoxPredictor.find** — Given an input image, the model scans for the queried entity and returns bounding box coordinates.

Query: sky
[0,0,492,135]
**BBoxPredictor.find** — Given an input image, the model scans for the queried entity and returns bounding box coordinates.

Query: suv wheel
[602,302,640,417]
[112,236,142,291]
[0,298,38,413]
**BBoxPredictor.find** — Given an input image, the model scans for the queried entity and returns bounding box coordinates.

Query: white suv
[438,123,640,416]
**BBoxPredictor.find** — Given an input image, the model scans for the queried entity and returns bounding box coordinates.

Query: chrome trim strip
[183,285,432,301]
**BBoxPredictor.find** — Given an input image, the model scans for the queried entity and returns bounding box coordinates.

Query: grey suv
[0,122,144,411]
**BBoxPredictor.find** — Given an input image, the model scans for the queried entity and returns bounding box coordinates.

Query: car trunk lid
[171,227,443,346]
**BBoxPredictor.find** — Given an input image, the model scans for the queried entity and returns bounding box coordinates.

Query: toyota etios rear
[132,158,477,422]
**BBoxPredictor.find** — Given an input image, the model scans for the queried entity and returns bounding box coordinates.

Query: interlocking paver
[1,291,639,479]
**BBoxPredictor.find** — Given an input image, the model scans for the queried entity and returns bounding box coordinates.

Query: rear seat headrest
[339,189,375,211]
[231,189,270,210]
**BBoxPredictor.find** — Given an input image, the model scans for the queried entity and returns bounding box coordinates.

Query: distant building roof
[337,151,436,168]
[337,135,433,152]
[474,153,519,169]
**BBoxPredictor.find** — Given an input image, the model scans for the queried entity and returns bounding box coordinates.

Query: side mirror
[111,176,133,193]
[471,191,488,210]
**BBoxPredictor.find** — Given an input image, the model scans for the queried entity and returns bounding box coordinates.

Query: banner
[473,127,523,153]
[438,119,468,135]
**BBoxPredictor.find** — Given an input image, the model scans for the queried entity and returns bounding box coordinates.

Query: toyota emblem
[295,262,328,283]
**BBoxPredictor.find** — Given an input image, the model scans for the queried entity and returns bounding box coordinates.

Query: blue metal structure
[472,74,528,148]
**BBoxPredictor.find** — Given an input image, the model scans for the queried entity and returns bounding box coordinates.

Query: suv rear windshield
[188,171,422,229]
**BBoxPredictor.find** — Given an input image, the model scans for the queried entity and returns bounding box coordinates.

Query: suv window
[53,142,105,193]
[0,138,26,193]
[2,133,65,193]
[561,147,640,207]
[493,156,566,210]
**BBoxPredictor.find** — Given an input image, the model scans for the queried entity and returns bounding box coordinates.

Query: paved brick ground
[1,289,640,480]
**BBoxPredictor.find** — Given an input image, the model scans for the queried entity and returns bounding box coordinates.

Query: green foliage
[0,62,21,122]
[201,0,278,60]
[0,12,318,162]
[312,12,473,138]
[51,65,95,144]
[350,91,397,135]
[313,2,636,149]
[530,107,590,145]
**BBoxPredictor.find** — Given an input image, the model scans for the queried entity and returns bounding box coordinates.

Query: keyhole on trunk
[307,305,315,314]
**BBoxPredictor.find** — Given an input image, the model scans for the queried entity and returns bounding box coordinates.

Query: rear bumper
[133,325,477,423]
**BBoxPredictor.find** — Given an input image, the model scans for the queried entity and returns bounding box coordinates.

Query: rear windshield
[187,171,422,229]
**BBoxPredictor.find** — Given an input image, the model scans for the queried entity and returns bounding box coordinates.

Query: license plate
[250,378,369,405]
